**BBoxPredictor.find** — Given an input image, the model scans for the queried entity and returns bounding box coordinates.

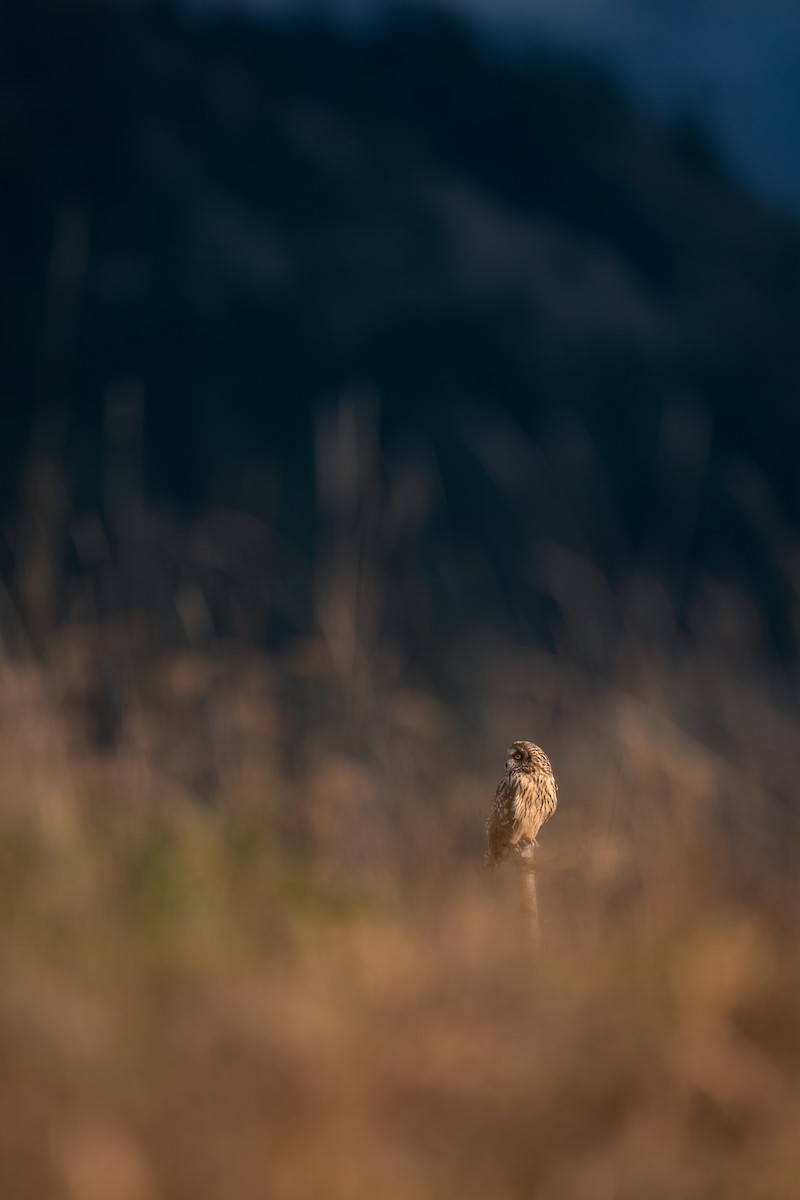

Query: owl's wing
[536,771,558,832]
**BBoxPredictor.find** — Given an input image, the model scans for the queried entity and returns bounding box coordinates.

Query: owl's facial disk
[506,743,530,772]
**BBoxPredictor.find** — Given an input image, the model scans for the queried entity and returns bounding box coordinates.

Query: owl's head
[505,740,546,775]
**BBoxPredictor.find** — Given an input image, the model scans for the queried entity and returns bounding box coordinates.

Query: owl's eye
[513,751,523,760]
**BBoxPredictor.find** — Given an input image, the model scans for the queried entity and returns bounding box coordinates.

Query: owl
[486,740,557,868]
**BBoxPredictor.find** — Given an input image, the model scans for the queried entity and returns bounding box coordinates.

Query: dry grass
[4,396,800,1198]
[1,608,799,1200]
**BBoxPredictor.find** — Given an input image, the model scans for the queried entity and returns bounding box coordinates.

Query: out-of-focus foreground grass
[1,612,800,1200]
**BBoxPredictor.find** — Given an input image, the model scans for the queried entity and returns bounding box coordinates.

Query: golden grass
[1,615,799,1200]
[3,812,800,1200]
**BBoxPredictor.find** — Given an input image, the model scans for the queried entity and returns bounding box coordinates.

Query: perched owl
[486,740,557,868]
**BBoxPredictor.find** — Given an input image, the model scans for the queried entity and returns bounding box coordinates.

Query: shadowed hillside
[2,0,800,660]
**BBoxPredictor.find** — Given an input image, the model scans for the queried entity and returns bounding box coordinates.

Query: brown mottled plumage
[486,740,558,868]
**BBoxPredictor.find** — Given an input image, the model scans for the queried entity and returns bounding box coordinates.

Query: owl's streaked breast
[485,742,557,868]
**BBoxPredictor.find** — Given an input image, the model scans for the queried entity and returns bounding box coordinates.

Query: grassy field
[1,611,799,1200]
